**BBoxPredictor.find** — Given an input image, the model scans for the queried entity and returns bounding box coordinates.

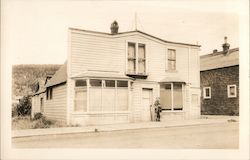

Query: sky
[2,0,239,64]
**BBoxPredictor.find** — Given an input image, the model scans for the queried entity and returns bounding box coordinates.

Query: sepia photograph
[1,0,249,159]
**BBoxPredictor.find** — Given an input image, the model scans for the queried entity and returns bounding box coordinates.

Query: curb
[12,120,236,138]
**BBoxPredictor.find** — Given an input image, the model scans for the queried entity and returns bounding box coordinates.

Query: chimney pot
[213,49,218,53]
[110,21,119,34]
[222,36,230,54]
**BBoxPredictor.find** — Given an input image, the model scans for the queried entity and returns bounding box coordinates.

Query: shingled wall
[200,65,239,115]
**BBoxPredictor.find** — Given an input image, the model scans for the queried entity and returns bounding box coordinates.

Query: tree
[15,95,32,117]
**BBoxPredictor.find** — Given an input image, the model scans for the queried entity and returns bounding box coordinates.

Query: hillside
[12,64,62,96]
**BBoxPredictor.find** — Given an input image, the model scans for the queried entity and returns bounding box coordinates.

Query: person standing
[154,98,162,121]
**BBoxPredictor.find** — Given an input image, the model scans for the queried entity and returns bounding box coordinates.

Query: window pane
[138,60,145,74]
[102,88,115,111]
[75,80,86,87]
[105,80,115,87]
[138,44,145,59]
[89,88,102,111]
[205,88,210,97]
[117,89,128,111]
[160,84,172,110]
[74,90,87,112]
[168,60,176,70]
[90,79,102,87]
[117,81,128,87]
[173,83,183,110]
[168,49,176,59]
[128,43,136,58]
[230,86,235,96]
[128,60,136,73]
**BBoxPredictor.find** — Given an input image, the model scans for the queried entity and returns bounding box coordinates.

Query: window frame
[73,78,130,114]
[160,82,184,112]
[203,87,211,99]
[227,84,237,98]
[46,87,53,100]
[167,49,176,71]
[126,42,147,75]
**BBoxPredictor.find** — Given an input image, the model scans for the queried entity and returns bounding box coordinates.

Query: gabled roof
[46,61,67,87]
[200,48,239,71]
[69,28,201,47]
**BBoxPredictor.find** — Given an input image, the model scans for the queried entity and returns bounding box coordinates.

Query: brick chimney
[110,21,119,34]
[222,36,230,54]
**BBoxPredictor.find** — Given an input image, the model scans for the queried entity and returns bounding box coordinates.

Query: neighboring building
[32,21,201,125]
[31,75,53,117]
[200,37,239,115]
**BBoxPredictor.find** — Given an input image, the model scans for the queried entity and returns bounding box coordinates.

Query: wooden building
[32,21,201,125]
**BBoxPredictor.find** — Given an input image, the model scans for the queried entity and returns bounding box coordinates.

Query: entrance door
[142,88,153,121]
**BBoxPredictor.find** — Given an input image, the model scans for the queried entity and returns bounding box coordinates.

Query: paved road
[12,122,239,149]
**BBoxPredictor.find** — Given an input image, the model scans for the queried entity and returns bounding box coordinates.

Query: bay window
[74,80,87,112]
[74,79,129,113]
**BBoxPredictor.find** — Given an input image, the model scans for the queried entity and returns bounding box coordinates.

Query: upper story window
[203,87,211,99]
[167,49,176,71]
[128,43,136,74]
[227,85,237,98]
[138,44,146,74]
[127,42,146,75]
[46,87,53,100]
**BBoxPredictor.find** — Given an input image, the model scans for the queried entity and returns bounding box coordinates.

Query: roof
[160,77,186,83]
[46,62,67,87]
[200,48,239,71]
[69,28,201,47]
[71,70,132,80]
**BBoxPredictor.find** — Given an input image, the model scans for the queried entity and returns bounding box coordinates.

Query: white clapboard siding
[70,31,199,85]
[44,84,67,123]
[68,29,200,122]
[189,48,200,86]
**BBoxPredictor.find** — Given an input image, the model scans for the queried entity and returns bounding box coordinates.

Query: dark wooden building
[200,37,239,115]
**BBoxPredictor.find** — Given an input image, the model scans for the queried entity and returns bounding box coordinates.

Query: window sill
[228,96,237,98]
[165,70,178,73]
[71,111,130,115]
[162,110,184,113]
[203,97,211,99]
[126,73,148,79]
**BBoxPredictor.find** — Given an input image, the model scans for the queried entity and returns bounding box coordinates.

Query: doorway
[142,88,153,121]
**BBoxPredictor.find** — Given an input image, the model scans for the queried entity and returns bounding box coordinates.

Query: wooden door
[142,88,153,121]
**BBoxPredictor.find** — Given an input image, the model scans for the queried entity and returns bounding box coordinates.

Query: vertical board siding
[44,84,67,123]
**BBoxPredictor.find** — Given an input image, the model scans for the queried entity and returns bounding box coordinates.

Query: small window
[203,87,211,99]
[40,97,44,112]
[167,49,176,71]
[75,80,87,87]
[105,80,115,87]
[228,85,237,98]
[46,87,53,100]
[90,79,102,87]
[117,81,128,87]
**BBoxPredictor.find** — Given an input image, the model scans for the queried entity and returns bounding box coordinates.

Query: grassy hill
[12,64,62,96]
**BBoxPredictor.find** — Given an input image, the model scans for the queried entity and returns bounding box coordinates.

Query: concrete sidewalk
[12,116,238,138]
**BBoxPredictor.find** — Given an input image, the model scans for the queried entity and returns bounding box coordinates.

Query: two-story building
[32,21,201,125]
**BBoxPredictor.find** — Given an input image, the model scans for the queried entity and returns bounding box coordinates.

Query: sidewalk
[12,116,238,138]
